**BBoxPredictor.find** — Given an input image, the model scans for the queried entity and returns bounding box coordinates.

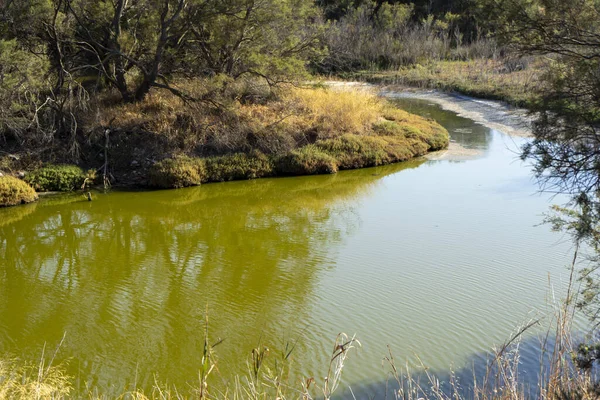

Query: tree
[0,0,324,104]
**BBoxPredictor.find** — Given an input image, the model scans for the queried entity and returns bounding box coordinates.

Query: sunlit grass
[351,59,545,107]
[142,86,448,188]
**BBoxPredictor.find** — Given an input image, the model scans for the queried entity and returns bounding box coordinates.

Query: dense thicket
[0,0,324,158]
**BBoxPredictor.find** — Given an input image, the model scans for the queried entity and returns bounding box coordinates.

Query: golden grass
[93,83,448,188]
[0,358,72,399]
[288,87,384,137]
[354,59,545,106]
[0,176,38,207]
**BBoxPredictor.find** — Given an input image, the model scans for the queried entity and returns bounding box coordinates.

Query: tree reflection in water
[0,160,424,394]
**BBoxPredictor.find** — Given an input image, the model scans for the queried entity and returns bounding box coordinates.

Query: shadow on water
[0,159,425,394]
[339,332,583,400]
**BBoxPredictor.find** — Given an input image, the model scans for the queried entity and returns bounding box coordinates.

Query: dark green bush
[0,176,38,207]
[24,165,86,192]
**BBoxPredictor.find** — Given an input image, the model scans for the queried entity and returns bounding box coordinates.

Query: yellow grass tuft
[0,176,38,207]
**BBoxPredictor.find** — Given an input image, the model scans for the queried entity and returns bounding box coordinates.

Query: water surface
[0,96,577,397]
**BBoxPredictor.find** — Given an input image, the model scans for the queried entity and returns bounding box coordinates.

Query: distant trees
[316,0,487,39]
[316,0,496,72]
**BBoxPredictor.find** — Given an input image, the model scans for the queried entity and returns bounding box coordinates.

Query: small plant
[204,151,274,182]
[81,169,97,190]
[148,157,206,189]
[275,145,339,175]
[0,176,38,207]
[24,164,87,192]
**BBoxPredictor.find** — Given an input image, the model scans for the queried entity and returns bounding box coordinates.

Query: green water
[0,98,576,397]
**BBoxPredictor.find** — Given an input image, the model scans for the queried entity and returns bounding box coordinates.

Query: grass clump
[204,151,274,182]
[24,164,86,192]
[0,176,38,207]
[275,145,339,175]
[290,87,384,137]
[148,157,206,188]
[0,358,71,398]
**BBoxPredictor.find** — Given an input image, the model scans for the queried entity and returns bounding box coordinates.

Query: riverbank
[0,90,589,399]
[340,59,544,108]
[0,85,448,206]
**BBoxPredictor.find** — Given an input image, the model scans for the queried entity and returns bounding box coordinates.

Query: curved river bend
[0,91,578,397]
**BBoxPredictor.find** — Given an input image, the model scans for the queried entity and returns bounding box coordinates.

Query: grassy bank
[0,84,448,201]
[343,59,545,107]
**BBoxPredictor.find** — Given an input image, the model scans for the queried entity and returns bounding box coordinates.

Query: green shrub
[24,164,86,192]
[275,146,338,175]
[0,176,38,207]
[205,151,274,182]
[315,135,390,169]
[148,157,206,188]
[372,120,403,136]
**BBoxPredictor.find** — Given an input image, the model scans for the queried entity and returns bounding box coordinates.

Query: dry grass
[352,58,545,107]
[289,87,384,137]
[0,357,72,399]
[140,85,448,188]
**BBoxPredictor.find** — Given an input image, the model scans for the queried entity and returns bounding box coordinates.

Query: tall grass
[145,87,449,188]
[357,58,544,107]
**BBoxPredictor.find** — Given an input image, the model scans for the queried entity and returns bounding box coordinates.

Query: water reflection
[0,160,424,393]
[391,98,493,152]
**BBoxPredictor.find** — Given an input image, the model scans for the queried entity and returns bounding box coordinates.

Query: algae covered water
[0,94,577,396]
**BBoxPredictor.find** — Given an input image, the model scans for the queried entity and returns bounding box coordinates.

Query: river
[0,89,580,398]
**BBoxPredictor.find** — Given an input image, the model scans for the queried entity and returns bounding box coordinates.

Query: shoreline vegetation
[0,295,591,400]
[338,58,544,108]
[0,86,448,207]
[3,0,600,398]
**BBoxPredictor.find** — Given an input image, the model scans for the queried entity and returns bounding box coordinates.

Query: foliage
[204,151,274,182]
[0,0,324,104]
[317,0,497,72]
[0,176,38,207]
[148,157,206,189]
[24,164,86,192]
[275,145,339,175]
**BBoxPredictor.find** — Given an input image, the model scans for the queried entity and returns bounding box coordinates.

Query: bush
[290,88,383,138]
[148,157,206,189]
[316,134,394,169]
[275,146,339,175]
[0,176,38,207]
[205,152,274,182]
[24,164,86,192]
[380,108,449,150]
